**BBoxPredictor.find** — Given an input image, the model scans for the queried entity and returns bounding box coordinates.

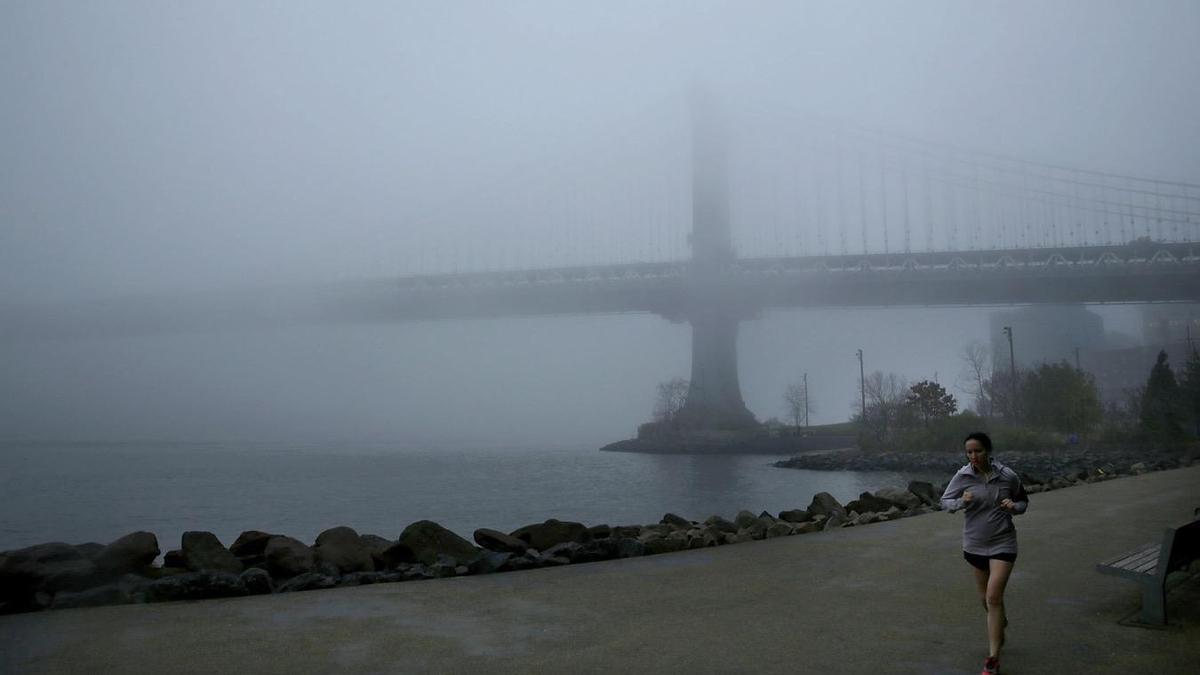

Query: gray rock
[140,572,246,603]
[641,531,688,555]
[230,531,274,557]
[313,526,374,574]
[587,524,612,539]
[431,553,462,577]
[94,532,159,578]
[395,521,479,567]
[808,492,847,519]
[359,534,393,570]
[778,509,813,523]
[611,525,642,539]
[615,538,646,558]
[794,521,822,534]
[468,551,512,575]
[337,572,382,587]
[766,523,793,538]
[845,492,895,515]
[264,536,315,579]
[661,513,692,528]
[734,510,759,529]
[510,519,590,551]
[703,516,739,534]
[640,524,674,538]
[543,542,585,562]
[874,487,923,510]
[906,481,940,506]
[0,543,98,598]
[474,528,531,555]
[276,572,336,593]
[182,531,242,574]
[163,549,186,569]
[74,543,105,559]
[239,568,273,595]
[822,513,846,530]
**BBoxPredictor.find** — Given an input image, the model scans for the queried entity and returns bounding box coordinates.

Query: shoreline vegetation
[3,446,1196,616]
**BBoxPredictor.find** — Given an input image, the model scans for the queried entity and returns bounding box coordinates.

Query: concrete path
[3,466,1199,674]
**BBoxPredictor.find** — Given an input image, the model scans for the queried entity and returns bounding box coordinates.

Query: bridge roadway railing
[385,242,1200,319]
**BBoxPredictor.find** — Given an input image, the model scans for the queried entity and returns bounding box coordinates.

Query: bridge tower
[675,90,758,431]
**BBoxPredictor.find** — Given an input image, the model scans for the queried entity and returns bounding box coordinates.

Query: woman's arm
[939,472,970,512]
[1007,471,1029,515]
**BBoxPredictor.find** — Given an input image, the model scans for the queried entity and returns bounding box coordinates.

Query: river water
[0,442,940,553]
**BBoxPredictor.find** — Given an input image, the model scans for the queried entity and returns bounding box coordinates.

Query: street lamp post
[803,372,809,428]
[1003,326,1017,419]
[856,349,866,425]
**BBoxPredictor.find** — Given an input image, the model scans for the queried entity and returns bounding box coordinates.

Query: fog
[2,1,1197,446]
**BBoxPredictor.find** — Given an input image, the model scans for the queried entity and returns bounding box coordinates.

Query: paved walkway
[3,466,1199,674]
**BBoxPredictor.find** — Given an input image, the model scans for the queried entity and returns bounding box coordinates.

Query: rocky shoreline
[3,448,1197,616]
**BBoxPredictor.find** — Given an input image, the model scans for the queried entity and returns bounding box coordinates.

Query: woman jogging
[940,432,1029,675]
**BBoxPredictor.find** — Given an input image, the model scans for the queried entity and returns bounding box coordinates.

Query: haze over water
[2,2,1197,548]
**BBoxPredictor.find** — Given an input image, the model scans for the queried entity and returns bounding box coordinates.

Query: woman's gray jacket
[940,458,1029,556]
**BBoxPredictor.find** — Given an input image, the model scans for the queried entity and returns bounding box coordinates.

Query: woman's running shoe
[981,655,1000,674]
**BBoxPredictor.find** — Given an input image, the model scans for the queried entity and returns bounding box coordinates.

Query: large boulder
[703,516,738,534]
[359,534,393,570]
[395,521,479,567]
[778,509,813,523]
[509,519,590,551]
[313,527,374,574]
[264,536,315,579]
[906,481,940,506]
[239,568,273,595]
[93,532,160,578]
[733,510,759,529]
[807,492,846,519]
[474,528,531,555]
[0,542,98,602]
[660,513,692,529]
[845,492,895,515]
[230,531,274,557]
[873,487,923,511]
[182,532,242,574]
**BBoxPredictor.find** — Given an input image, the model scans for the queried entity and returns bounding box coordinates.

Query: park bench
[1095,516,1200,625]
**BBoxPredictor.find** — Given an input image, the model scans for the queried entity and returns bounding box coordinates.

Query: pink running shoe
[981,655,1000,674]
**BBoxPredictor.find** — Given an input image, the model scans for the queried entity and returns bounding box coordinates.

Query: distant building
[988,305,1106,371]
[987,304,1200,406]
[1081,340,1196,406]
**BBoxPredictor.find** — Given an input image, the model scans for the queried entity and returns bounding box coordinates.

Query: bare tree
[958,341,992,417]
[858,370,908,443]
[653,377,689,428]
[783,381,813,431]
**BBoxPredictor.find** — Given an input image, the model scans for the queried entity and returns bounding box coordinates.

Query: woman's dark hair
[963,432,992,452]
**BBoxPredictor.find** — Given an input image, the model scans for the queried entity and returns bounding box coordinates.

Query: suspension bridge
[6,94,1200,431]
[363,95,1200,430]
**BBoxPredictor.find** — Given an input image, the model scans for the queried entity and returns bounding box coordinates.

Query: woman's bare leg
[985,559,1014,658]
[973,565,989,613]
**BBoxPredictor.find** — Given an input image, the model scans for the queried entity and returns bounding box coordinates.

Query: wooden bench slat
[1103,546,1159,572]
[1099,543,1158,568]
[1116,548,1161,571]
[1133,557,1159,575]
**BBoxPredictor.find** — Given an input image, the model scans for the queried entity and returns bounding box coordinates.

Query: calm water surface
[0,442,940,552]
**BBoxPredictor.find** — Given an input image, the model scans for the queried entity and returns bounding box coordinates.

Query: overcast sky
[1,1,1197,445]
